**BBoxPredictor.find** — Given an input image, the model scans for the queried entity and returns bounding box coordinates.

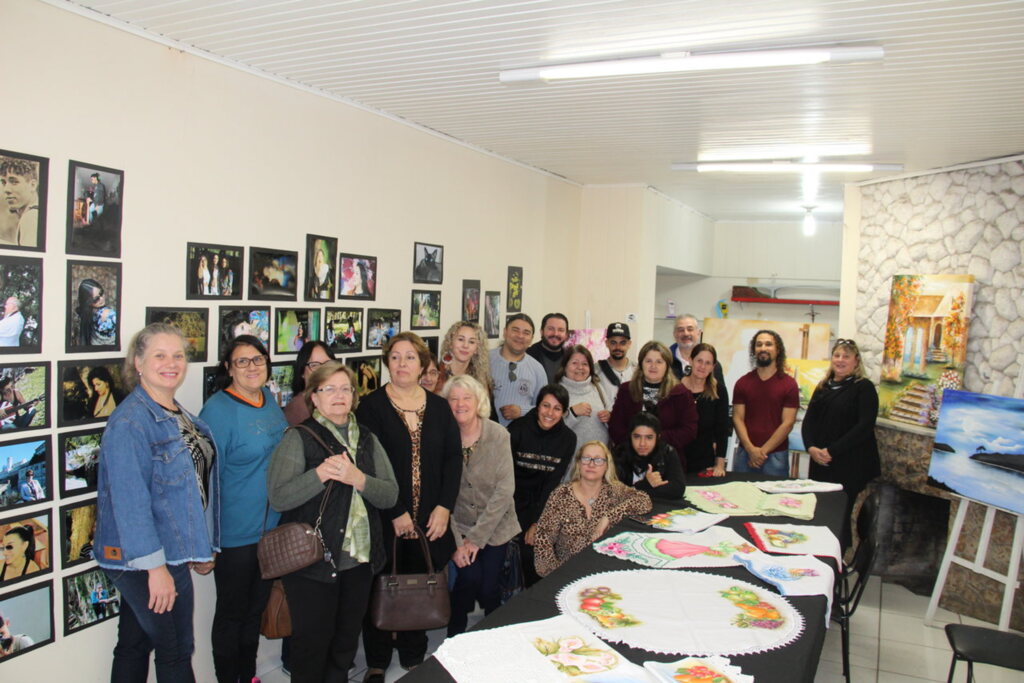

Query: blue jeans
[106,564,196,683]
[732,446,790,477]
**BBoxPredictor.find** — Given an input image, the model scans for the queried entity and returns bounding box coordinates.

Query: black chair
[832,489,879,682]
[944,623,1024,682]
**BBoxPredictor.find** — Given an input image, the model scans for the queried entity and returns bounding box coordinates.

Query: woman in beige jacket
[442,374,520,636]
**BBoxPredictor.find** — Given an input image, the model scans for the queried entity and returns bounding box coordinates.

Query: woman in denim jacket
[95,323,220,682]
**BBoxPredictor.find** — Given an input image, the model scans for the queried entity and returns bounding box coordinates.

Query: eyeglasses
[316,385,356,396]
[508,362,518,382]
[422,370,440,378]
[231,355,267,368]
[580,456,607,465]
[306,361,325,370]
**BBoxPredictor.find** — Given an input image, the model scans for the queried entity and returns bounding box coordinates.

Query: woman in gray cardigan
[442,374,520,636]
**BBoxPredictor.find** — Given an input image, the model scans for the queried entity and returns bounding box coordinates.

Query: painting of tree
[942,291,968,367]
[881,274,922,382]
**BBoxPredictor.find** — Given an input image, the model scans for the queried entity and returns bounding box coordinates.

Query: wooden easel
[925,496,1024,630]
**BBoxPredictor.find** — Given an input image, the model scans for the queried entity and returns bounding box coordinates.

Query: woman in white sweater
[558,345,611,453]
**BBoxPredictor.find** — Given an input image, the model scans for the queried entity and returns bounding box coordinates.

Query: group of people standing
[93,308,879,682]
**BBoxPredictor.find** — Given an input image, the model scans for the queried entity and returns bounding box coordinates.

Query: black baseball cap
[605,322,630,339]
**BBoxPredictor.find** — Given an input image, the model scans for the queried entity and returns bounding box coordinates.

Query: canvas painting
[878,274,975,429]
[928,390,1024,514]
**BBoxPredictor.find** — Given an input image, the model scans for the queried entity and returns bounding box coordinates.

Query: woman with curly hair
[432,322,493,398]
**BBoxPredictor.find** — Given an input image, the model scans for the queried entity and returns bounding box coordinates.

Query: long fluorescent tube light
[500,46,883,83]
[671,161,903,173]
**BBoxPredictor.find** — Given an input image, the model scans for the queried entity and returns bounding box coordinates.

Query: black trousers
[211,544,271,683]
[282,563,373,683]
[448,542,507,637]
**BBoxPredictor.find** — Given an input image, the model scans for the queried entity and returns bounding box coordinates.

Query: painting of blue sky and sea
[928,390,1024,515]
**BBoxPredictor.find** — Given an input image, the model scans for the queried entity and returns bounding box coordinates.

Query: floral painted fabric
[593,528,757,569]
[743,522,841,567]
[685,481,816,520]
[734,549,835,627]
[557,569,803,656]
[644,656,754,683]
[635,508,729,533]
[753,479,844,494]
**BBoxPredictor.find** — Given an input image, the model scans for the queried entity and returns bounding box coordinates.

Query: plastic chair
[832,489,879,682]
[944,623,1024,682]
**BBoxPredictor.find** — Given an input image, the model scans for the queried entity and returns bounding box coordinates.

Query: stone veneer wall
[854,158,1024,628]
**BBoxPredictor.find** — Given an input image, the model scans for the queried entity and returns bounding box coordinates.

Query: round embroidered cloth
[556,569,804,656]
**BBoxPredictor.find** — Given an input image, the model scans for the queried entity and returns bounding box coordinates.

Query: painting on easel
[877,274,974,429]
[928,390,1024,515]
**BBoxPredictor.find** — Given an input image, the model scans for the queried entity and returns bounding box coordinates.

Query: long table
[400,474,846,682]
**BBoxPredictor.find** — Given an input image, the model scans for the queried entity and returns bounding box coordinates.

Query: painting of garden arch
[878,273,974,429]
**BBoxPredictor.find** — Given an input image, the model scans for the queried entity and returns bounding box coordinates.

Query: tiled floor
[257,579,1021,682]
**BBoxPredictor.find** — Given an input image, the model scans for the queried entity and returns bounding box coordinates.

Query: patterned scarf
[313,409,370,563]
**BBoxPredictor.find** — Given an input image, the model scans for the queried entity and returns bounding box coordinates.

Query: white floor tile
[849,604,882,638]
[858,575,882,610]
[880,612,955,649]
[878,640,954,681]
[814,654,877,682]
[876,672,943,682]
[880,584,959,622]
[969,661,1024,683]
[820,628,880,670]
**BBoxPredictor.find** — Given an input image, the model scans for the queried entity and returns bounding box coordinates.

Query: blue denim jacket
[95,385,221,570]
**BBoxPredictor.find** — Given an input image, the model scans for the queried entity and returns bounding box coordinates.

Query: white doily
[556,569,804,656]
[645,655,754,683]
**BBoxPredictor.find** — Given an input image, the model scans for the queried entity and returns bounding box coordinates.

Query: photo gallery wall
[0,145,524,662]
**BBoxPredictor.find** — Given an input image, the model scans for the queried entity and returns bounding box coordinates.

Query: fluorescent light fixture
[803,207,817,236]
[671,161,903,173]
[500,46,883,83]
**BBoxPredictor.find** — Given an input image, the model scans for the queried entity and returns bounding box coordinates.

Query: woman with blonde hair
[533,441,651,577]
[433,321,492,395]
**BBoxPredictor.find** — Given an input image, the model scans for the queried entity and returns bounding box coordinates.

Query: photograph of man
[0,297,25,347]
[0,158,39,248]
[18,470,44,503]
[85,173,105,225]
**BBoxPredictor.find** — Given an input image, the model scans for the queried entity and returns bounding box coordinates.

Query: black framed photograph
[346,356,381,398]
[57,358,126,428]
[0,255,42,353]
[59,499,96,569]
[249,246,299,301]
[0,361,49,435]
[65,160,123,258]
[338,253,377,301]
[185,242,244,300]
[410,290,441,330]
[324,307,363,354]
[0,148,47,252]
[58,428,103,499]
[66,260,120,353]
[366,308,401,350]
[63,566,121,636]
[202,365,219,403]
[268,362,295,409]
[412,242,443,284]
[217,306,271,359]
[0,510,52,588]
[507,266,523,313]
[0,436,51,513]
[461,279,480,323]
[423,336,438,358]
[484,291,501,339]
[145,307,209,363]
[0,581,54,660]
[305,234,337,302]
[274,308,322,355]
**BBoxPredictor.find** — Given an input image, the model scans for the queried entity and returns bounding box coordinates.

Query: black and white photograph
[305,234,337,302]
[58,429,102,498]
[484,290,501,339]
[0,362,48,435]
[412,241,444,284]
[185,242,244,300]
[324,307,363,354]
[0,255,42,353]
[0,148,47,252]
[0,581,54,661]
[218,306,271,358]
[0,436,51,513]
[0,511,52,588]
[59,499,96,569]
[57,358,126,428]
[248,247,299,301]
[63,567,121,637]
[145,307,209,363]
[66,260,120,353]
[366,308,401,350]
[66,161,123,258]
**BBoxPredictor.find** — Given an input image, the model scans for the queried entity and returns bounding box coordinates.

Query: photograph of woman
[306,235,336,301]
[70,267,120,351]
[86,366,121,418]
[0,524,41,583]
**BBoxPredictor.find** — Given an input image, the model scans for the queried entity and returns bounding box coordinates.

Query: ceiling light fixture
[671,160,903,173]
[499,45,883,83]
[802,206,817,236]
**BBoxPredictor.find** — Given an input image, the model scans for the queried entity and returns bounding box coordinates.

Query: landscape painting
[928,390,1024,515]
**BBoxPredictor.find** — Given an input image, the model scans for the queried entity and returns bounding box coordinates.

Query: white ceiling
[63,0,1024,221]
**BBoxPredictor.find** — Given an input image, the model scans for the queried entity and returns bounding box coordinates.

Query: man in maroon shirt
[731,330,799,476]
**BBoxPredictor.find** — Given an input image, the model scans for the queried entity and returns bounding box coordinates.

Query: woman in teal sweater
[199,334,288,683]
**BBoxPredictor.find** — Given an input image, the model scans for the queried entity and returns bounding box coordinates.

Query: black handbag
[369,525,450,631]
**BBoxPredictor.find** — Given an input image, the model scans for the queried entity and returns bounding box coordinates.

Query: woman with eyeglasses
[533,441,651,577]
[284,341,336,426]
[614,412,686,501]
[268,361,398,682]
[802,338,880,548]
[199,334,288,683]
[419,353,441,391]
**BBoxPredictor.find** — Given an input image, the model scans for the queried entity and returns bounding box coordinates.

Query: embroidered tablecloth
[753,479,844,494]
[556,569,804,656]
[743,522,842,567]
[635,508,728,533]
[593,528,758,568]
[644,656,755,683]
[684,481,816,520]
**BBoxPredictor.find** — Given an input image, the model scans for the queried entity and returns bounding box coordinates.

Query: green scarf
[313,409,371,564]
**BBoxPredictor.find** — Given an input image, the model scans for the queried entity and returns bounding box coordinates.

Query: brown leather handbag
[259,579,291,639]
[369,525,450,631]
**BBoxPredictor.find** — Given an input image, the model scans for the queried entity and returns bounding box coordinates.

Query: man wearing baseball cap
[597,322,636,403]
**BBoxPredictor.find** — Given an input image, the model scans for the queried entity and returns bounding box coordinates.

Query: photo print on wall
[305,234,337,302]
[145,307,209,363]
[484,291,501,339]
[0,148,48,252]
[346,356,381,397]
[58,428,102,499]
[461,280,480,323]
[185,242,244,300]
[249,247,299,301]
[411,290,441,330]
[325,307,363,354]
[66,260,121,353]
[57,358,126,428]
[0,255,42,354]
[0,510,52,589]
[59,499,97,569]
[0,361,49,435]
[63,566,121,636]
[507,266,523,313]
[0,581,55,661]
[338,253,377,300]
[218,306,271,358]
[65,160,123,258]
[0,435,52,514]
[274,308,322,355]
[366,308,401,350]
[412,242,443,284]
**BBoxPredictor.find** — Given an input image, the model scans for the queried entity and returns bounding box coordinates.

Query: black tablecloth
[400,474,846,683]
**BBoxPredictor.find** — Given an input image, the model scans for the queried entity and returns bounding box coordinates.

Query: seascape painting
[928,389,1024,515]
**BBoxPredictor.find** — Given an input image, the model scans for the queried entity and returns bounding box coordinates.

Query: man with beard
[669,313,727,389]
[527,312,570,383]
[596,322,636,402]
[731,330,799,476]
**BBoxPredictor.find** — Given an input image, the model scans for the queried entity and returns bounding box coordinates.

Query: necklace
[386,384,424,412]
